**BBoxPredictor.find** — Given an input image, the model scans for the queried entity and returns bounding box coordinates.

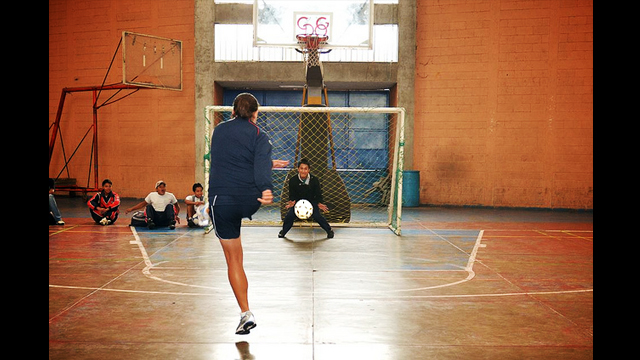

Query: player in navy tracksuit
[208,92,288,335]
[208,114,274,233]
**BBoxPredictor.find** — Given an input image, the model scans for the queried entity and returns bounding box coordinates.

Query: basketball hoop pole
[296,35,330,106]
[48,83,148,194]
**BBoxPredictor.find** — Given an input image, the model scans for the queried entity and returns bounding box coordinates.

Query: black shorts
[210,195,261,240]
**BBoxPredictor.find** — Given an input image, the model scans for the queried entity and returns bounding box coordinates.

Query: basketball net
[296,34,328,68]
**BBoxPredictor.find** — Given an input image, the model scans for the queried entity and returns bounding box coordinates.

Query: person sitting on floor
[125,180,180,230]
[185,182,211,228]
[87,178,120,225]
[49,178,65,226]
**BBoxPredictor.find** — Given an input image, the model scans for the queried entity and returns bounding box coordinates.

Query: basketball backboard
[122,31,182,91]
[253,0,373,49]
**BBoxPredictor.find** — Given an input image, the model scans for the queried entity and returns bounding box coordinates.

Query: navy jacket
[208,116,273,204]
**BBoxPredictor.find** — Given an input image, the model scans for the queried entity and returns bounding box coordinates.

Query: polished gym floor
[49,197,593,359]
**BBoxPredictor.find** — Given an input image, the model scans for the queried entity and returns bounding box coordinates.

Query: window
[215,24,397,62]
[213,0,398,62]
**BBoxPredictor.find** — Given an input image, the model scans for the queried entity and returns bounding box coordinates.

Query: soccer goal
[204,105,406,235]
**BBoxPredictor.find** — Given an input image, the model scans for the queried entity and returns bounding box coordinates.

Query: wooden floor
[49,197,593,359]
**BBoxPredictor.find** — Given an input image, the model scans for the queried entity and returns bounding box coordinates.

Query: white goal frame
[204,105,405,235]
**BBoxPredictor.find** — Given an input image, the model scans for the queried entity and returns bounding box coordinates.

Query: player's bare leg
[219,237,256,334]
[219,237,249,312]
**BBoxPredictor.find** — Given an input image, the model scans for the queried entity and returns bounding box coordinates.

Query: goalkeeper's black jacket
[288,174,324,205]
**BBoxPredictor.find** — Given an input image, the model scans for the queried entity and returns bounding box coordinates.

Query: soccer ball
[294,199,314,220]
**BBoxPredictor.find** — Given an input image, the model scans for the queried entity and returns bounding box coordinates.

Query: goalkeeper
[278,158,334,239]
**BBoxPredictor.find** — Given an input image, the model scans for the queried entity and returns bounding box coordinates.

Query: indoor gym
[49,1,593,359]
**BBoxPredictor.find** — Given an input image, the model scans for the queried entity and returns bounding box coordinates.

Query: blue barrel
[402,170,420,207]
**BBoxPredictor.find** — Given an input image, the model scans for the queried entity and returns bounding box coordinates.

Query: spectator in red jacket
[87,179,120,225]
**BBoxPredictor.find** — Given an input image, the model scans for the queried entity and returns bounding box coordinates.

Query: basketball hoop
[296,34,331,67]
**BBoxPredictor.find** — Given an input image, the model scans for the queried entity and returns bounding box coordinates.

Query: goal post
[204,105,405,235]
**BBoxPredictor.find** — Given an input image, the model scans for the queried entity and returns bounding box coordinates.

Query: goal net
[204,106,406,235]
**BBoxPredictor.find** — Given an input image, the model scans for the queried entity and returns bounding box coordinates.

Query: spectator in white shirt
[125,180,180,230]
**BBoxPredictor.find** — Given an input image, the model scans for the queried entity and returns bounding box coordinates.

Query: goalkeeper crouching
[278,158,334,239]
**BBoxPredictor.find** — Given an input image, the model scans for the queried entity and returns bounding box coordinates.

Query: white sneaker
[235,311,256,335]
[100,217,109,225]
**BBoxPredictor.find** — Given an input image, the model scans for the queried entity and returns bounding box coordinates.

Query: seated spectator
[125,180,180,230]
[49,178,65,225]
[87,179,120,225]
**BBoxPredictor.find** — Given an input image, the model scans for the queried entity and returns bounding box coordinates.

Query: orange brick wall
[414,0,593,209]
[49,0,195,199]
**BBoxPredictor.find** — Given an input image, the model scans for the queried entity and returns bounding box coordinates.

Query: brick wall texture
[414,0,592,208]
[49,0,592,208]
[49,0,195,199]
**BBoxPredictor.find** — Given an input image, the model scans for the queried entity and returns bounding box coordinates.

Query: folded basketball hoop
[296,34,331,67]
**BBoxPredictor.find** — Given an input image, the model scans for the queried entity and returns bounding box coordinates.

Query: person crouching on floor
[87,178,120,225]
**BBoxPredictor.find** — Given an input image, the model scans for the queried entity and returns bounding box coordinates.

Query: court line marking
[133,227,487,294]
[50,227,592,301]
[538,229,594,242]
[48,284,592,299]
[385,229,485,292]
[335,229,486,293]
[48,225,79,236]
[49,255,146,323]
[130,227,226,291]
[131,227,486,293]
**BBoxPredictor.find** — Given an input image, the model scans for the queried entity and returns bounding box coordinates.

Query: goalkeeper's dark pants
[281,203,332,236]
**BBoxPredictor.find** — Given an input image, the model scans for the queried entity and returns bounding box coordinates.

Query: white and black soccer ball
[294,199,314,220]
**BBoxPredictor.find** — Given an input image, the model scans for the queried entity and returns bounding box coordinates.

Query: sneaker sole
[235,321,256,335]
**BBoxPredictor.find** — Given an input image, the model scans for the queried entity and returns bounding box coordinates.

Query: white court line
[48,284,592,299]
[132,227,485,293]
[50,229,594,299]
[130,227,225,291]
[48,284,218,297]
[384,229,485,292]
[49,246,144,323]
[133,228,487,294]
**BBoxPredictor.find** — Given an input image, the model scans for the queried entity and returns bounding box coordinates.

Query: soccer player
[208,92,288,334]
